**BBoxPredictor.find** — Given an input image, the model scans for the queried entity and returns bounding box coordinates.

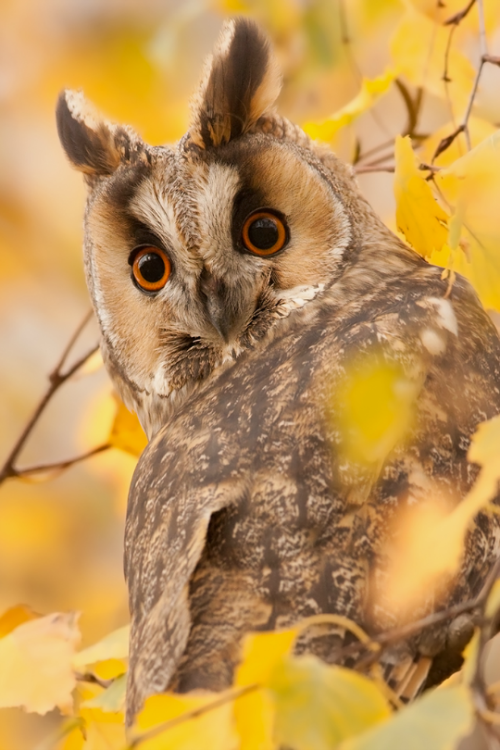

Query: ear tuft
[189,18,282,149]
[56,90,144,179]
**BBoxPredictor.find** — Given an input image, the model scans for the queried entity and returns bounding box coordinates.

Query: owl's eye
[131,247,171,293]
[242,210,288,257]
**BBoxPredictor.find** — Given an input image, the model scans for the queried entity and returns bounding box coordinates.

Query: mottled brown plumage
[56,18,500,724]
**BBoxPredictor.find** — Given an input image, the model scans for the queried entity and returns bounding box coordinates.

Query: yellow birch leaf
[420,117,498,168]
[132,692,238,750]
[234,688,276,750]
[391,9,475,114]
[394,135,449,258]
[434,129,500,311]
[303,70,394,142]
[80,706,126,750]
[109,395,148,457]
[82,674,127,713]
[0,604,39,638]
[268,655,391,750]
[338,684,473,750]
[383,415,500,614]
[73,624,130,670]
[236,629,298,686]
[336,354,420,467]
[234,629,298,750]
[0,612,80,714]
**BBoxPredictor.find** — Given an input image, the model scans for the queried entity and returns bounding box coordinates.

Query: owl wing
[124,406,250,721]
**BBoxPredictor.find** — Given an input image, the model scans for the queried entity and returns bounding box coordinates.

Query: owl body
[56,19,500,722]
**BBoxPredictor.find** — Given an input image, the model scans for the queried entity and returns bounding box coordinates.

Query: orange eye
[132,246,171,292]
[241,210,288,257]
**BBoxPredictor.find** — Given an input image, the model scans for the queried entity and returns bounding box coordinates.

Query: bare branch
[354,165,395,175]
[433,0,499,161]
[11,444,110,482]
[0,311,100,487]
[444,0,476,27]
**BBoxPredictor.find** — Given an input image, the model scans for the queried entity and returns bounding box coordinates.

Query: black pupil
[138,252,165,283]
[248,217,279,250]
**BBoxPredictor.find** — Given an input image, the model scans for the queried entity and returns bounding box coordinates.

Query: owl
[56,19,500,723]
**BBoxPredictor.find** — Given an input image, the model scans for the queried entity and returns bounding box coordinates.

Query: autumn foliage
[1,0,500,748]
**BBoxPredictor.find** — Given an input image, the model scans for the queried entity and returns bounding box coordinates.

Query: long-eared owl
[56,18,500,723]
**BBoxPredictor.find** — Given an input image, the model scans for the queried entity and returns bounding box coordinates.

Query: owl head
[56,18,393,438]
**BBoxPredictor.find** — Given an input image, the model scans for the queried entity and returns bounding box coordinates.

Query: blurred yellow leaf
[109,396,148,457]
[82,674,127,714]
[269,655,391,750]
[304,70,394,142]
[80,706,126,750]
[434,130,500,311]
[235,629,297,750]
[337,352,420,466]
[394,135,449,258]
[383,415,500,615]
[236,629,298,687]
[338,684,473,750]
[391,9,475,113]
[0,612,80,714]
[132,692,238,750]
[0,604,39,638]
[73,624,129,670]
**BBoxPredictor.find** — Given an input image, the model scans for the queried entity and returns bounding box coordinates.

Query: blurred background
[0,0,499,746]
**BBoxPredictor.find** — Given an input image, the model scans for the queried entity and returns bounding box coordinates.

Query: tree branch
[0,312,103,487]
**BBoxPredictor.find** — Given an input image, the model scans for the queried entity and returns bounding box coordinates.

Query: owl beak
[199,270,241,343]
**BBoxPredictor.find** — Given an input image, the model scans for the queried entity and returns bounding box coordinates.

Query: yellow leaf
[109,395,148,457]
[269,655,391,750]
[338,684,474,750]
[73,624,129,670]
[82,674,127,713]
[0,604,39,638]
[391,9,475,114]
[0,612,80,714]
[303,70,394,142]
[434,130,500,311]
[420,117,498,168]
[394,135,449,258]
[234,689,276,750]
[336,350,421,466]
[132,692,238,750]
[382,415,500,616]
[236,629,298,687]
[234,630,297,750]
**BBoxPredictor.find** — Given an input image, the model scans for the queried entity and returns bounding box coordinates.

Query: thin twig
[11,443,110,482]
[354,165,395,174]
[444,0,477,26]
[76,671,115,690]
[432,0,498,161]
[0,312,100,486]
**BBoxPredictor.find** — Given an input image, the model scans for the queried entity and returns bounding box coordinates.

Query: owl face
[57,20,353,437]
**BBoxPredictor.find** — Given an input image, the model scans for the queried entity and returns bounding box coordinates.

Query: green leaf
[338,685,474,750]
[268,655,391,750]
